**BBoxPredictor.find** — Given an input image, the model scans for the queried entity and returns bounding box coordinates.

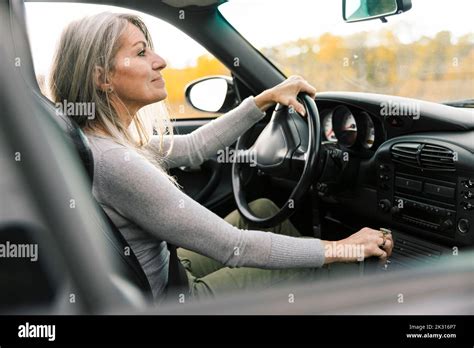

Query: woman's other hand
[322,227,394,264]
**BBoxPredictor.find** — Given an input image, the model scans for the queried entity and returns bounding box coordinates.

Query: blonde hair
[49,12,180,187]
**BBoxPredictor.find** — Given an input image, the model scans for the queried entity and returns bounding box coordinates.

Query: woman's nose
[152,53,167,70]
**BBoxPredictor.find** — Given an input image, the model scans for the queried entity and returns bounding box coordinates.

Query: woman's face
[109,23,167,113]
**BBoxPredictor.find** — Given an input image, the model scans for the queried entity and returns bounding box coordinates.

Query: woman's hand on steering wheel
[254,75,317,115]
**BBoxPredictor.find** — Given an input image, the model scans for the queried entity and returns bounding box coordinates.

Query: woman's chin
[153,90,167,103]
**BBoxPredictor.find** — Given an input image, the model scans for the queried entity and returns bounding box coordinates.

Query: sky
[220,0,474,47]
[25,0,473,76]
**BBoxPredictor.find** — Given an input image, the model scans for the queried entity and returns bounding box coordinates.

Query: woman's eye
[138,49,145,56]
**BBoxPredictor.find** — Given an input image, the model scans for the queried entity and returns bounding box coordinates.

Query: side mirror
[185,76,239,114]
[343,0,412,23]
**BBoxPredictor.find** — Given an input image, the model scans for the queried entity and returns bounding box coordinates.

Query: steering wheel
[232,93,322,228]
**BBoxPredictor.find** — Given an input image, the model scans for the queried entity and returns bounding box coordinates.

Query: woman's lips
[151,76,165,86]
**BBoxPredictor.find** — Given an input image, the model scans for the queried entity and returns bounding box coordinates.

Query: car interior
[1,0,473,316]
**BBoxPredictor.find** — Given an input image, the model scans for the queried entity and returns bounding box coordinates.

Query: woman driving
[49,12,393,302]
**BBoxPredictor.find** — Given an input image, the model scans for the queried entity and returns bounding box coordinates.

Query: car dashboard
[311,92,474,269]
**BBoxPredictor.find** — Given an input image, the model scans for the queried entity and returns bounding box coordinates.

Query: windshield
[220,0,474,104]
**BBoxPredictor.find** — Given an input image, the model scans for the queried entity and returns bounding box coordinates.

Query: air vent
[391,143,420,166]
[391,143,455,171]
[420,144,455,170]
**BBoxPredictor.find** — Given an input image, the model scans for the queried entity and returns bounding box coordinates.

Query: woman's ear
[94,66,113,92]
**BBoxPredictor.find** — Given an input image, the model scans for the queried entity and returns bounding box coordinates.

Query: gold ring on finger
[380,228,392,236]
[380,236,387,248]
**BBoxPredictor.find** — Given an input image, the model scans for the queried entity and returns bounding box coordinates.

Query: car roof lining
[162,0,226,8]
[24,0,227,8]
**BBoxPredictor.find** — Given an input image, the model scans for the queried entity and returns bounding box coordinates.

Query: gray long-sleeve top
[87,97,325,299]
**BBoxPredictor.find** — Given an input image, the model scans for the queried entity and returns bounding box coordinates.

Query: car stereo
[376,162,474,245]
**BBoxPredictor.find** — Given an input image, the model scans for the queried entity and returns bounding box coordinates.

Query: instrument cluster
[320,105,379,151]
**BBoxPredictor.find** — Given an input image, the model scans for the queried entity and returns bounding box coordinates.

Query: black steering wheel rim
[232,93,321,228]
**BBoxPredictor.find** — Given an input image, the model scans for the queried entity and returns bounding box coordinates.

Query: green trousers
[177,198,361,301]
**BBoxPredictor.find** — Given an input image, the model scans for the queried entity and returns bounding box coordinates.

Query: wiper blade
[443,99,474,108]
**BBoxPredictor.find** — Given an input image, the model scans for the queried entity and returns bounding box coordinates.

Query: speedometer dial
[333,105,357,147]
[361,112,375,149]
[322,110,337,142]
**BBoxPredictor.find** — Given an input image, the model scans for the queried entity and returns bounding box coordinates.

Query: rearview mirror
[343,0,412,23]
[185,76,239,113]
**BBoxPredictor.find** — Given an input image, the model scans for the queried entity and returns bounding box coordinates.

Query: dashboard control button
[387,116,404,128]
[462,202,474,211]
[463,190,474,199]
[379,164,388,171]
[395,177,422,192]
[441,219,453,231]
[378,199,391,212]
[462,179,474,189]
[424,183,455,198]
[457,219,470,234]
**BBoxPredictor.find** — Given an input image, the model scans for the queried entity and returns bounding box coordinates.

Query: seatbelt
[100,209,153,298]
[102,208,189,301]
[166,243,191,299]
